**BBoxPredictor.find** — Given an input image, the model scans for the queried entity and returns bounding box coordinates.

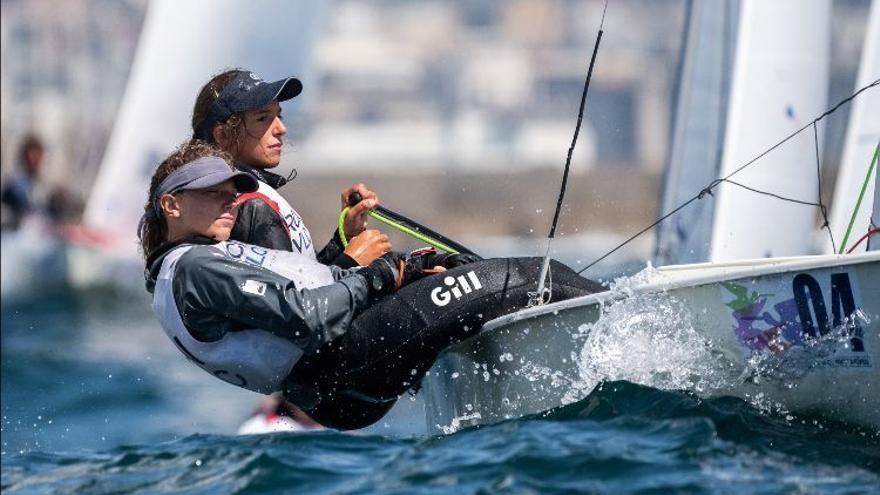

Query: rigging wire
[531,0,608,305]
[715,179,826,208]
[813,121,836,253]
[548,0,608,239]
[577,77,880,275]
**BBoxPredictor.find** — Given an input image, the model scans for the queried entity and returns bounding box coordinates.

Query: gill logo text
[430,271,483,306]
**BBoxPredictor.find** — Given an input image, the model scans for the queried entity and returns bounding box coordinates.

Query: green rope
[337,208,460,254]
[338,208,348,246]
[839,141,880,254]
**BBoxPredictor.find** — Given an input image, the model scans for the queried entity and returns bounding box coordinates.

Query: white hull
[0,226,143,303]
[422,252,880,433]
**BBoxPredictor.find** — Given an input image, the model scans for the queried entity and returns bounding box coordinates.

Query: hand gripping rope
[337,192,480,257]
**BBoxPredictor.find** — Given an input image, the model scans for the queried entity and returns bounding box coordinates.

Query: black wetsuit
[288,257,603,430]
[194,168,604,429]
[146,239,602,430]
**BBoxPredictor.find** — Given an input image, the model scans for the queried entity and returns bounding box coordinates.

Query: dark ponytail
[191,68,247,149]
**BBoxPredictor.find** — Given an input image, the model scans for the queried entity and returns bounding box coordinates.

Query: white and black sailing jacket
[145,238,374,402]
[229,166,351,267]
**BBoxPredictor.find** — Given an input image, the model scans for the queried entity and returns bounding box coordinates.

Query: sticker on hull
[721,270,869,369]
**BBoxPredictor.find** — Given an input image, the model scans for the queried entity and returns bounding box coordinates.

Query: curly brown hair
[139,141,234,259]
[191,68,248,153]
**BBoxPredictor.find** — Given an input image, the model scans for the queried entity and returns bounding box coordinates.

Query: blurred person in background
[190,69,390,270]
[1,133,83,231]
[2,134,48,229]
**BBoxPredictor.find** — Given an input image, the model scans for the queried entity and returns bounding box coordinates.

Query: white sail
[710,0,831,262]
[654,0,739,265]
[83,0,324,255]
[826,0,880,254]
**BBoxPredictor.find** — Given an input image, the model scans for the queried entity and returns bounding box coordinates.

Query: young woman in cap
[190,69,388,270]
[141,142,601,430]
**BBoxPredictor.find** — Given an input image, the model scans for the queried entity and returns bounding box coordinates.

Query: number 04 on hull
[422,251,880,433]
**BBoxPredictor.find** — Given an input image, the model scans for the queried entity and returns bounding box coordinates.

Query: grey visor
[194,71,302,142]
[150,156,258,217]
[137,156,258,242]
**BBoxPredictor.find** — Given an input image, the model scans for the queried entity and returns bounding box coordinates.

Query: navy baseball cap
[195,71,303,142]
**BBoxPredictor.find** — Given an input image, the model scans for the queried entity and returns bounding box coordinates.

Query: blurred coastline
[1,0,871,247]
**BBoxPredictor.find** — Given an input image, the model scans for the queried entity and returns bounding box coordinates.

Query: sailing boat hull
[422,252,880,433]
[0,223,143,303]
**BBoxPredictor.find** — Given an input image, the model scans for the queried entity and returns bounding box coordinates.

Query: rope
[337,207,461,254]
[577,78,880,275]
[838,140,880,253]
[846,228,880,254]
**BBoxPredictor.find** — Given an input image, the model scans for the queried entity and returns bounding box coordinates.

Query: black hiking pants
[286,257,604,430]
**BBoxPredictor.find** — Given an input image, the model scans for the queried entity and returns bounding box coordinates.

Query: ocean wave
[4,381,878,495]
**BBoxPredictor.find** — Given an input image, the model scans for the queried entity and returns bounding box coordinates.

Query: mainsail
[83,0,324,257]
[654,0,739,265]
[709,0,831,261]
[656,0,831,264]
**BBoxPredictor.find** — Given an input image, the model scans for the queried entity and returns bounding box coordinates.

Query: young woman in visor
[140,143,601,430]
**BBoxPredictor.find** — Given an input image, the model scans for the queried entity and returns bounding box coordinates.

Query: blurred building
[304,0,683,174]
[0,0,146,196]
[0,0,872,240]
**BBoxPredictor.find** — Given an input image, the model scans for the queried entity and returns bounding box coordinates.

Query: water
[3,290,879,494]
[577,271,734,397]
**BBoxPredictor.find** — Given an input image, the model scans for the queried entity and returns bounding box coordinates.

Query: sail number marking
[792,272,864,352]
